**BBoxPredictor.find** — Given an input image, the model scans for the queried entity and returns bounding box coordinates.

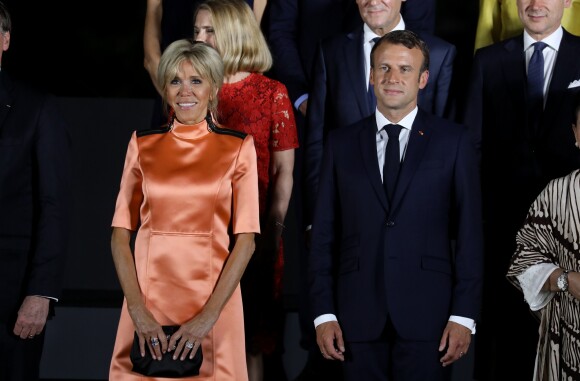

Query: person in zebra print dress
[507,92,580,381]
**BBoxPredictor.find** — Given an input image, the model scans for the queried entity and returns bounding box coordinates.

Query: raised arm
[144,0,163,95]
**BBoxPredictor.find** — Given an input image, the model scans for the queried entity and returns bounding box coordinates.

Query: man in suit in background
[269,0,437,120]
[0,2,72,380]
[304,0,455,232]
[462,0,580,379]
[309,30,483,381]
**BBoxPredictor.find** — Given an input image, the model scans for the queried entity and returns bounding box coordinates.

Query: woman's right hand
[128,304,168,360]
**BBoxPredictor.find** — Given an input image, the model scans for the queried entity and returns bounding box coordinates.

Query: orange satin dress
[109,119,260,380]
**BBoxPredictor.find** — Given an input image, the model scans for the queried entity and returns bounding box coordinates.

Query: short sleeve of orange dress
[232,134,261,234]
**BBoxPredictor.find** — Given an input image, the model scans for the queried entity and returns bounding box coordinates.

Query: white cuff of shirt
[516,263,558,311]
[449,316,476,334]
[314,314,337,328]
[294,94,308,111]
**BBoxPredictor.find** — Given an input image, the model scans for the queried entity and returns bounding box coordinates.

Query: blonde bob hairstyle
[156,39,224,119]
[195,0,272,76]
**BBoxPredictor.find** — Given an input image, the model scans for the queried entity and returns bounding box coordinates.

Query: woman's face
[194,10,216,48]
[167,60,213,125]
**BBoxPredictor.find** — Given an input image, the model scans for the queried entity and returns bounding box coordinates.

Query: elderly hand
[13,295,50,339]
[128,304,167,360]
[169,311,218,361]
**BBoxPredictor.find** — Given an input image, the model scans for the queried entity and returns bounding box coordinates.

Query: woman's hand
[568,271,580,300]
[168,311,218,360]
[128,304,167,360]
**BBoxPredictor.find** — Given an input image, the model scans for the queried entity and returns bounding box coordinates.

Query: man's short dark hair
[370,30,430,73]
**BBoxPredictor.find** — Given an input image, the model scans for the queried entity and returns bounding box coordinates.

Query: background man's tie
[527,41,547,132]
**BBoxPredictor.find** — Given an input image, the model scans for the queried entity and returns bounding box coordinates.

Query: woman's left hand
[168,311,218,360]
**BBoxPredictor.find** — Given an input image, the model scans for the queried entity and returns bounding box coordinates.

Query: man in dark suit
[309,30,483,381]
[0,2,72,380]
[462,0,580,379]
[268,3,437,379]
[304,0,455,229]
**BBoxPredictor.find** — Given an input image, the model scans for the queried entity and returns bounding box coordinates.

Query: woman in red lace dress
[194,1,298,380]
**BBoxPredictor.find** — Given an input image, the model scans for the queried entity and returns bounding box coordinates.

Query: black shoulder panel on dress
[212,126,247,139]
[136,127,171,137]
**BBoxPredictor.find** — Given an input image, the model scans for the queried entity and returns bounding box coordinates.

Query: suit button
[386,221,395,227]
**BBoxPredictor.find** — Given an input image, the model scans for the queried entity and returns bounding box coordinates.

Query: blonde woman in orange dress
[109,40,260,380]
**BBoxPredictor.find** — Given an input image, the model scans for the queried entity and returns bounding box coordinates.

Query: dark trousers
[342,319,451,381]
[0,322,45,381]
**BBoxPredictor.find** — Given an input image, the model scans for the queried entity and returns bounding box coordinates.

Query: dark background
[1,0,478,99]
[2,0,155,98]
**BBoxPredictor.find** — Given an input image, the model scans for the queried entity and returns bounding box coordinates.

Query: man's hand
[298,99,308,117]
[13,295,50,339]
[316,321,345,361]
[438,321,471,367]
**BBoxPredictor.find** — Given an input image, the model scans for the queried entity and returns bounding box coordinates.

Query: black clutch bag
[130,325,203,378]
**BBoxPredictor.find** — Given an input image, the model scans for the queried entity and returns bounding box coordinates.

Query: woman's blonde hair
[157,39,224,119]
[195,0,272,76]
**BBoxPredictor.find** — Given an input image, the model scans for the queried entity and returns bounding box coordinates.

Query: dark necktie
[367,37,380,113]
[527,41,547,129]
[383,124,403,202]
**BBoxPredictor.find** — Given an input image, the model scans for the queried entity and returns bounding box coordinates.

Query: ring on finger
[151,337,160,346]
[185,341,194,349]
[28,334,34,339]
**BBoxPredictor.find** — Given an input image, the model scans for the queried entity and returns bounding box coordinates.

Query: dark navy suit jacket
[308,110,483,341]
[304,26,456,223]
[463,29,580,240]
[0,71,72,323]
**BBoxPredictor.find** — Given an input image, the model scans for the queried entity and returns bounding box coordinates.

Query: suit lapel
[389,110,431,215]
[501,37,527,110]
[500,36,538,140]
[0,72,14,133]
[544,31,580,123]
[343,27,371,117]
[358,116,389,212]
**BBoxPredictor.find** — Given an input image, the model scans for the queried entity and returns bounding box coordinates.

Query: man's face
[517,0,571,40]
[370,42,428,118]
[356,0,403,36]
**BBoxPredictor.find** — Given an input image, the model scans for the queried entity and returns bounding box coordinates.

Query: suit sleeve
[308,132,338,319]
[268,0,308,105]
[461,51,484,160]
[433,43,456,118]
[27,96,72,299]
[451,128,484,320]
[401,0,437,34]
[304,40,329,225]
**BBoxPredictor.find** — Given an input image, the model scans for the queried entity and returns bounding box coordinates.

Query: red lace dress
[218,73,298,354]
